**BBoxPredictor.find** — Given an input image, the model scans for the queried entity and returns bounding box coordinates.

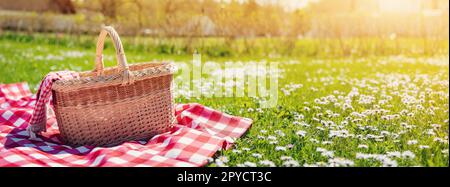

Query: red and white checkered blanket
[0,81,252,167]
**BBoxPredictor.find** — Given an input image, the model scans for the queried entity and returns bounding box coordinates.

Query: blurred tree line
[1,0,448,39]
[0,0,448,57]
[73,0,309,37]
[71,0,448,39]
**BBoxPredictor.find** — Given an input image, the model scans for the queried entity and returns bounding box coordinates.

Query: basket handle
[94,26,134,85]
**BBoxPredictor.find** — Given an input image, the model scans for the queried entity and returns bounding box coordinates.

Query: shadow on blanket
[4,127,98,156]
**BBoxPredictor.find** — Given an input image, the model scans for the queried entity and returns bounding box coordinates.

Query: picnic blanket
[0,80,252,166]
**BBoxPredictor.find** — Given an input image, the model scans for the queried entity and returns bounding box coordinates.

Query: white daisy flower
[243,161,257,167]
[296,130,307,137]
[275,146,287,151]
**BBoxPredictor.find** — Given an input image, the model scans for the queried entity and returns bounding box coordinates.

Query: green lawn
[0,33,448,167]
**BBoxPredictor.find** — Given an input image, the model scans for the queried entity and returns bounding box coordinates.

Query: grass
[0,32,449,167]
[1,31,449,58]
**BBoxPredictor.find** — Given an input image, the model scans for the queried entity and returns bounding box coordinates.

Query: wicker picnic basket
[51,26,174,147]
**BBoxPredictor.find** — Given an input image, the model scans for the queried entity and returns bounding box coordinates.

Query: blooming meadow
[0,35,448,167]
[206,56,449,167]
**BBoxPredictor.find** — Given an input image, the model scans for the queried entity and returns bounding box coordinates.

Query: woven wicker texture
[52,26,174,146]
